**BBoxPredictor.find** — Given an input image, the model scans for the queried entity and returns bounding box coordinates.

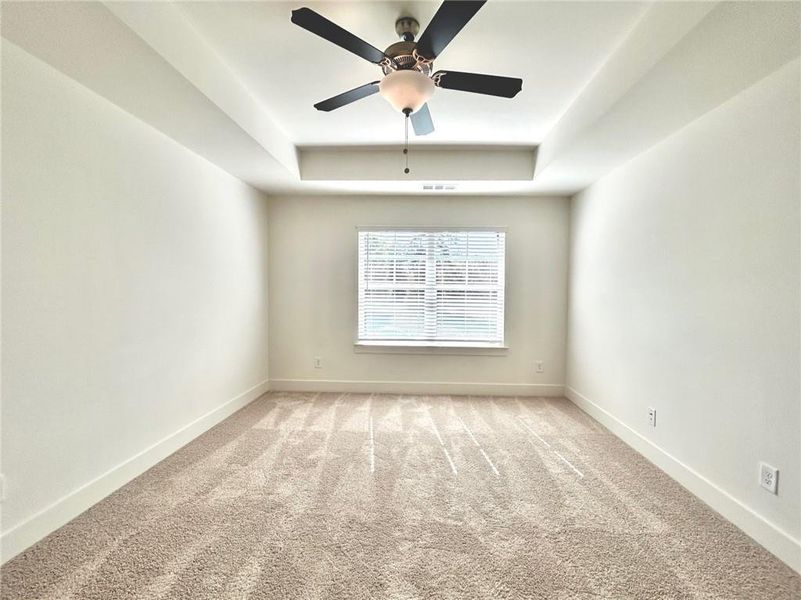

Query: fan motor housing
[383,17,431,76]
[382,41,433,76]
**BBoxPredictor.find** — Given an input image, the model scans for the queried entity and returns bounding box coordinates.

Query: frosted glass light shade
[379,70,435,113]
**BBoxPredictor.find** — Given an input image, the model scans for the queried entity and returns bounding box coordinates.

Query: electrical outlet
[759,462,778,494]
[313,357,322,369]
[648,407,657,428]
[535,361,544,373]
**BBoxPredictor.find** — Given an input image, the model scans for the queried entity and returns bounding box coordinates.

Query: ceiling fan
[290,0,523,137]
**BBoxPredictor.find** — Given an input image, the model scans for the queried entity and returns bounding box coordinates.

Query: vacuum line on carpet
[553,450,584,478]
[517,417,551,448]
[456,415,500,476]
[426,410,458,475]
[369,415,375,474]
[518,416,584,478]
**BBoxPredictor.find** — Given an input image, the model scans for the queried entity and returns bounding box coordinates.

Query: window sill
[354,341,508,356]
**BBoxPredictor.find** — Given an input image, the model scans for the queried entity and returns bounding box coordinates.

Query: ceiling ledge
[104,1,298,178]
[299,146,537,182]
[534,1,801,193]
[1,1,296,193]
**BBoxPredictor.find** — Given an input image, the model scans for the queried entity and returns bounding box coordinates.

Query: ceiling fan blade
[416,0,486,59]
[411,104,434,136]
[291,7,387,65]
[314,81,381,112]
[433,70,522,98]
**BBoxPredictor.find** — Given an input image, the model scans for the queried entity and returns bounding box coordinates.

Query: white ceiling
[176,1,647,146]
[4,1,798,196]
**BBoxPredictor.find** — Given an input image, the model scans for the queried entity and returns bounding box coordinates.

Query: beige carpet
[2,392,799,599]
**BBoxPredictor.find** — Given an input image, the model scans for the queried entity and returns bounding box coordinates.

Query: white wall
[1,42,270,561]
[268,195,569,396]
[566,60,801,570]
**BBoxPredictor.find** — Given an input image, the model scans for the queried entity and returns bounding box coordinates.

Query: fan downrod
[395,17,420,42]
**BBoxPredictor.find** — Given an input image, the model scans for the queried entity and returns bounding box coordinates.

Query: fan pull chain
[403,110,410,174]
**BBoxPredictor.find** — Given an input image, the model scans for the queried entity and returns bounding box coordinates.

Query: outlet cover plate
[759,462,778,494]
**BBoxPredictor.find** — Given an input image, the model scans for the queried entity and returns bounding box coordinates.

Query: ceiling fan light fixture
[379,70,434,114]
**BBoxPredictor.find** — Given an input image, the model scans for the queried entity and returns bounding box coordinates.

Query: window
[357,229,506,347]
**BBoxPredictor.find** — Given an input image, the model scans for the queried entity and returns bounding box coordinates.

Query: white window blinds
[358,229,506,345]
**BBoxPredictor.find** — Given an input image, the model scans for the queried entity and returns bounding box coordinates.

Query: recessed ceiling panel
[177,1,648,146]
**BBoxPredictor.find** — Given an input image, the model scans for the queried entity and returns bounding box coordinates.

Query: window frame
[354,226,508,352]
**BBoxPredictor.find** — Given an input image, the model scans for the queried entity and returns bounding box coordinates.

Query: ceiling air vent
[422,184,457,191]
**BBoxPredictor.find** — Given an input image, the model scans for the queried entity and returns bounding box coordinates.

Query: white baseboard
[565,386,801,574]
[269,378,564,397]
[0,379,270,565]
